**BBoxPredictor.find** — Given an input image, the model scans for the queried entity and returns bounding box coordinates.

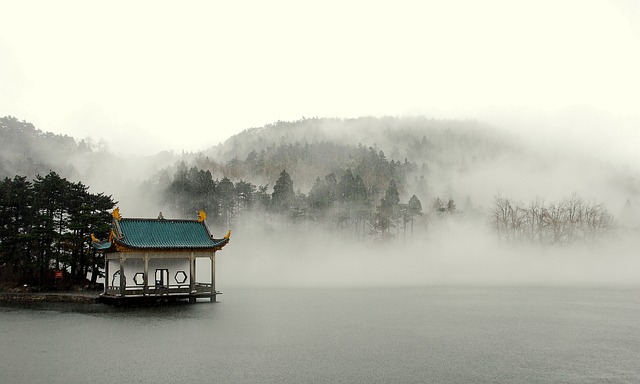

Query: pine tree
[308,177,329,218]
[0,171,116,287]
[406,194,423,239]
[373,180,400,238]
[271,170,295,214]
[217,177,235,228]
[0,176,34,283]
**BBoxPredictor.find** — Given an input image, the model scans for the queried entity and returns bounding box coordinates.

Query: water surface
[1,287,638,383]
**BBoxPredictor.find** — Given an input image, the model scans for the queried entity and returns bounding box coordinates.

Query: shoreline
[0,291,100,304]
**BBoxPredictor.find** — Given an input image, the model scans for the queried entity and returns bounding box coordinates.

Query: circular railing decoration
[175,271,188,284]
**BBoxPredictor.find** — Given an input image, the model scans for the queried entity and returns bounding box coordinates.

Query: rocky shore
[0,292,100,303]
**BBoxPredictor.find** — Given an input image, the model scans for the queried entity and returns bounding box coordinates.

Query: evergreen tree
[0,176,34,282]
[407,195,423,217]
[271,170,295,213]
[0,172,116,288]
[373,180,400,238]
[352,174,371,239]
[336,170,356,228]
[255,185,271,212]
[235,180,256,214]
[325,173,338,207]
[217,177,235,227]
[307,177,329,218]
[405,194,423,239]
[65,182,115,282]
[338,169,356,203]
[32,171,68,283]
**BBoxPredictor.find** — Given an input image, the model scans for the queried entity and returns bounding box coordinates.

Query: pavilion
[92,208,230,304]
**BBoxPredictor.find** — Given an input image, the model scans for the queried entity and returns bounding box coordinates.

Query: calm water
[1,287,639,384]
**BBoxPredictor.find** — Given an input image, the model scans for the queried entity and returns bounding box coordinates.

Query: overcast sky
[1,0,639,155]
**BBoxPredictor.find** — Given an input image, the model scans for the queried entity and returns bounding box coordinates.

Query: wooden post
[143,253,149,296]
[119,254,125,297]
[210,252,216,302]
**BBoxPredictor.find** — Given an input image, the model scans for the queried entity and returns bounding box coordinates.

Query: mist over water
[3,112,639,384]
[4,111,638,289]
[217,217,640,290]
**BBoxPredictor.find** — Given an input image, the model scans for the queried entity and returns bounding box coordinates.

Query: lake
[1,287,639,383]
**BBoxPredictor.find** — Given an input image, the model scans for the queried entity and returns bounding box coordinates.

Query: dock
[97,291,221,305]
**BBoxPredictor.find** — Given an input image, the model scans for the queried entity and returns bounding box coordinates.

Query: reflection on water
[1,287,639,384]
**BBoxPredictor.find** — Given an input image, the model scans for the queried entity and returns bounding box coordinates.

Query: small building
[92,208,230,304]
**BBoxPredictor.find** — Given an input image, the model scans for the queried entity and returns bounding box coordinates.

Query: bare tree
[489,194,614,246]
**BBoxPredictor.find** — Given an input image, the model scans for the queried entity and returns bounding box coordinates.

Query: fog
[59,110,637,290]
[3,107,639,289]
[2,1,639,157]
[477,106,640,167]
[214,216,640,289]
[188,109,639,289]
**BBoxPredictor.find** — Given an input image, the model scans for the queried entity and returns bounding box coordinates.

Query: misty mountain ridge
[2,114,639,229]
[0,116,88,180]
[202,116,638,215]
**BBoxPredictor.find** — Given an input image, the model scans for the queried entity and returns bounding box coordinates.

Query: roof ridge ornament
[198,210,207,222]
[112,207,122,221]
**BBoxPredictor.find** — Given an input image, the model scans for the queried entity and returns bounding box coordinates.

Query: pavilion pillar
[119,254,125,296]
[190,252,196,292]
[143,253,149,296]
[189,252,196,303]
[210,251,216,302]
[104,255,109,294]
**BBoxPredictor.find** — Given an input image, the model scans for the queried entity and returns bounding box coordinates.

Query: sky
[1,0,639,155]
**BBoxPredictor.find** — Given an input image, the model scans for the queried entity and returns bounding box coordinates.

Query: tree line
[200,141,418,199]
[163,160,621,248]
[0,172,116,289]
[489,194,614,245]
[162,165,424,240]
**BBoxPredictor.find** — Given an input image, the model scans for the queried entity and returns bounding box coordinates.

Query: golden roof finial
[91,234,100,243]
[112,207,122,221]
[224,230,231,239]
[198,210,207,222]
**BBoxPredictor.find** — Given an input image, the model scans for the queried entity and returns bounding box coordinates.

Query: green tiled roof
[114,218,229,250]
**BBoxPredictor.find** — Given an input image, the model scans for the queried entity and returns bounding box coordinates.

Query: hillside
[2,115,638,232]
[0,115,181,215]
[0,116,87,180]
[196,117,510,201]
[194,116,636,213]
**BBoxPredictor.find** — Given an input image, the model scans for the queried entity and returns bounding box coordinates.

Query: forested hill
[0,116,88,179]
[2,114,637,229]
[1,114,638,246]
[157,116,518,242]
[158,116,638,234]
[210,116,509,161]
[0,115,178,214]
[200,116,521,195]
